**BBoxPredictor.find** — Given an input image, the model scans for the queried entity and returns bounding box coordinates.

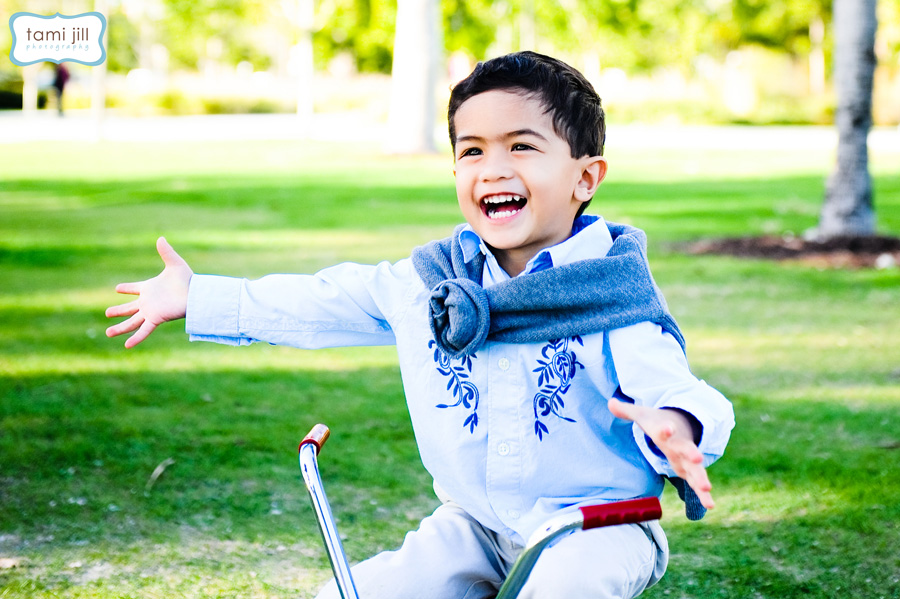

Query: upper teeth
[484,194,524,204]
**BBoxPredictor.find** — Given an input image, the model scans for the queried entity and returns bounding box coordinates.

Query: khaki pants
[315,501,668,599]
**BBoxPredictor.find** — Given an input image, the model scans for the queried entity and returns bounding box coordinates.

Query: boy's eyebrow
[455,128,551,144]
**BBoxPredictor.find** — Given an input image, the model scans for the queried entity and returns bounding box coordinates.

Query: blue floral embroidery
[429,340,480,433]
[532,336,584,440]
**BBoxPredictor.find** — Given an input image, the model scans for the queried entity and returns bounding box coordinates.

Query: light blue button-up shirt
[186,216,734,544]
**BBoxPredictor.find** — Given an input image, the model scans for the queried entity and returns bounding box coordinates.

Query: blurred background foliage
[1,0,899,123]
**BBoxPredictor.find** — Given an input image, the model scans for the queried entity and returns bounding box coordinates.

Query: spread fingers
[106,313,144,339]
[105,300,139,319]
[114,282,143,295]
[124,320,157,349]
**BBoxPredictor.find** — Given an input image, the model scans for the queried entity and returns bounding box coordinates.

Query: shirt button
[508,509,520,520]
[498,442,511,456]
[498,358,510,370]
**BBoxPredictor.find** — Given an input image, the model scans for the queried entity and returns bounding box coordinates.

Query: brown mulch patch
[685,234,900,269]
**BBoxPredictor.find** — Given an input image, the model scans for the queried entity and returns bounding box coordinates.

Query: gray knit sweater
[411,217,707,520]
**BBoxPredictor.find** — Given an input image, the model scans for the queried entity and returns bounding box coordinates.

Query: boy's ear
[574,157,608,203]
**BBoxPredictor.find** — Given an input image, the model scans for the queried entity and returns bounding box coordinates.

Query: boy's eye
[511,143,534,151]
[459,147,482,158]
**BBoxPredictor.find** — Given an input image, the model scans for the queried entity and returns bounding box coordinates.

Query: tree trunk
[809,16,825,95]
[817,0,878,239]
[294,0,315,129]
[93,0,109,140]
[21,64,38,114]
[386,0,440,154]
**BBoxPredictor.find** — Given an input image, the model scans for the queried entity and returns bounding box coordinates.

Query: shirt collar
[459,228,485,264]
[457,215,615,284]
[534,214,614,271]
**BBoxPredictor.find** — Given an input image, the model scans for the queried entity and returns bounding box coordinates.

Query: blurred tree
[722,0,831,55]
[877,0,900,70]
[443,0,496,59]
[386,0,439,152]
[310,0,841,75]
[314,0,396,72]
[509,0,729,73]
[817,0,878,238]
[293,0,315,121]
[160,0,268,69]
[106,8,140,73]
[720,0,834,93]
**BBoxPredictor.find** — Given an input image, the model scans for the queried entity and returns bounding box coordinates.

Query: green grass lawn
[1,137,899,598]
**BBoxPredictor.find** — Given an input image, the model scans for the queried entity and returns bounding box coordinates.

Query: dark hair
[448,51,606,159]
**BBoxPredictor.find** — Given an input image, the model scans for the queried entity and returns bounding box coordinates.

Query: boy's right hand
[105,237,193,348]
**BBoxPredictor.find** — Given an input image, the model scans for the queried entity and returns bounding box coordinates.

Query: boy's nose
[479,153,514,182]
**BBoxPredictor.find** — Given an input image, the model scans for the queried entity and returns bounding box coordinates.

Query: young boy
[106,52,734,599]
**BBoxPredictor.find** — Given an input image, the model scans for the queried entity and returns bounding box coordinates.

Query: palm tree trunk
[817,0,878,239]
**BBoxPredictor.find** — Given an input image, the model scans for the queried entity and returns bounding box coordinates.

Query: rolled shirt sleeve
[608,321,735,476]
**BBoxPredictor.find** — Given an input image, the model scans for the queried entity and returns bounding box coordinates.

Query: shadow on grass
[5,172,899,239]
[646,510,900,599]
[3,366,899,598]
[1,175,460,232]
[0,366,425,546]
[3,365,898,521]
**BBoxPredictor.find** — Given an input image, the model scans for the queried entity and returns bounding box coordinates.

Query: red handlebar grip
[299,423,331,454]
[579,497,662,530]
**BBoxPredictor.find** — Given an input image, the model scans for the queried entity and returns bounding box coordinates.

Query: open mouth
[481,194,527,220]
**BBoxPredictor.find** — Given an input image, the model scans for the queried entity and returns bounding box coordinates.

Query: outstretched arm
[105,237,193,348]
[608,398,715,509]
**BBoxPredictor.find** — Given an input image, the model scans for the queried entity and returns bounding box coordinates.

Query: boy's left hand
[608,398,715,510]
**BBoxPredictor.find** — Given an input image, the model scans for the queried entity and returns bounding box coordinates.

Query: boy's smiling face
[453,89,606,276]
